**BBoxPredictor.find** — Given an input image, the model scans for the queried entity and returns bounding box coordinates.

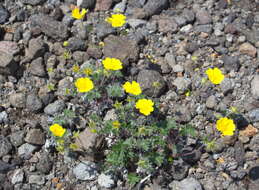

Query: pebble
[180,24,193,33]
[28,174,45,185]
[26,94,43,113]
[9,93,26,109]
[239,42,257,57]
[10,131,25,147]
[73,162,98,181]
[29,57,46,77]
[97,173,116,188]
[21,0,46,5]
[172,77,191,94]
[169,177,203,190]
[248,108,259,122]
[11,169,24,184]
[0,111,8,124]
[44,100,65,115]
[196,10,212,25]
[251,75,259,100]
[206,95,217,109]
[128,19,147,29]
[143,0,168,17]
[18,143,37,159]
[78,0,96,9]
[220,78,234,95]
[25,129,45,145]
[0,6,9,24]
[221,55,240,72]
[0,51,19,76]
[0,136,12,157]
[0,41,19,55]
[36,152,52,174]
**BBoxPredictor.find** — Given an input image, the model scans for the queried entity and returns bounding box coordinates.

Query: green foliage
[127,173,141,187]
[106,83,124,98]
[53,109,76,126]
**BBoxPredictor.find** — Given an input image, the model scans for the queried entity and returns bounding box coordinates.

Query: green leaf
[127,173,141,187]
[106,83,124,98]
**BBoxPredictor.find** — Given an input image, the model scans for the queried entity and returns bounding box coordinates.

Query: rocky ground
[0,0,259,189]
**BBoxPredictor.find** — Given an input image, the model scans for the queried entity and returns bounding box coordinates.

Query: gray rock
[0,6,9,24]
[0,51,19,76]
[172,77,191,94]
[103,35,139,64]
[234,141,245,166]
[0,111,8,124]
[57,77,73,98]
[251,75,259,100]
[11,169,24,184]
[239,42,257,57]
[158,16,178,33]
[73,162,98,180]
[95,22,116,39]
[29,57,46,77]
[137,69,166,97]
[248,108,259,122]
[0,41,20,55]
[143,0,168,17]
[21,0,46,5]
[169,177,202,190]
[26,94,43,113]
[30,14,69,40]
[97,173,116,188]
[194,24,213,33]
[9,93,26,108]
[25,129,45,145]
[18,143,37,159]
[165,53,176,68]
[113,0,127,13]
[128,19,147,29]
[196,10,212,25]
[0,161,15,173]
[174,16,187,27]
[36,152,52,174]
[10,131,25,147]
[26,38,47,61]
[243,29,259,45]
[28,175,45,185]
[67,37,86,51]
[220,78,234,94]
[250,134,259,152]
[0,136,12,157]
[103,109,117,121]
[182,9,195,24]
[222,55,240,72]
[44,100,65,115]
[206,95,217,109]
[185,42,199,53]
[172,65,184,73]
[78,0,96,9]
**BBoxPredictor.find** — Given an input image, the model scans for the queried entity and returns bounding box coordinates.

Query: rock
[224,24,238,34]
[249,166,259,180]
[251,75,259,100]
[0,6,9,24]
[38,86,55,105]
[239,42,257,57]
[158,16,178,33]
[29,57,46,77]
[248,108,259,122]
[18,143,37,159]
[0,51,19,76]
[206,95,217,109]
[250,134,259,152]
[57,77,74,98]
[180,24,193,33]
[220,78,234,94]
[30,14,69,40]
[10,131,25,147]
[25,129,45,145]
[9,93,26,108]
[174,105,192,123]
[174,16,187,27]
[21,0,45,5]
[169,177,202,190]
[0,41,19,55]
[113,0,127,13]
[95,0,112,11]
[26,94,43,113]
[182,9,195,24]
[0,111,8,124]
[243,29,259,45]
[185,42,199,53]
[171,162,189,180]
[234,141,245,166]
[221,55,240,72]
[196,10,212,25]
[26,38,47,61]
[165,53,176,68]
[73,162,98,180]
[0,161,15,173]
[127,19,147,29]
[0,136,12,157]
[104,109,117,121]
[95,22,116,39]
[143,0,168,18]
[78,0,96,9]
[172,65,184,73]
[44,100,65,115]
[36,152,52,174]
[194,24,213,34]
[75,128,105,154]
[137,69,166,97]
[103,35,139,64]
[66,37,86,51]
[11,169,24,184]
[239,124,258,137]
[172,77,191,94]
[98,173,116,188]
[28,175,45,185]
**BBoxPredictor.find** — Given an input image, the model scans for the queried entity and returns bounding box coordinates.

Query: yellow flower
[74,77,94,93]
[105,14,126,28]
[135,99,154,116]
[206,67,224,85]
[112,120,121,130]
[216,117,236,136]
[102,57,123,71]
[63,41,69,47]
[71,7,88,20]
[83,68,93,76]
[123,81,142,95]
[49,124,66,137]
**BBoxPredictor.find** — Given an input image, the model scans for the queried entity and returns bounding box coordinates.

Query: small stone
[127,19,147,29]
[172,77,191,94]
[0,51,19,76]
[21,0,45,5]
[103,35,139,65]
[73,162,98,181]
[95,22,115,39]
[169,177,202,190]
[26,38,47,61]
[165,53,176,68]
[248,108,259,122]
[18,143,37,159]
[95,0,112,11]
[9,93,26,108]
[11,169,24,184]
[221,55,240,72]
[143,0,168,18]
[87,45,102,59]
[195,24,213,34]
[29,57,46,77]
[56,77,73,98]
[10,131,25,147]
[44,100,65,115]
[28,175,45,185]
[137,69,166,97]
[0,6,9,24]
[206,95,217,109]
[182,9,195,24]
[220,78,234,94]
[36,152,52,174]
[185,42,199,53]
[0,136,12,157]
[172,65,184,73]
[0,111,8,124]
[240,125,258,137]
[0,41,19,55]
[158,16,178,33]
[26,94,43,113]
[239,42,257,57]
[78,0,96,9]
[224,24,238,34]
[196,10,212,25]
[251,75,259,100]
[25,129,45,145]
[250,134,259,152]
[66,37,86,51]
[180,24,193,33]
[98,173,116,188]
